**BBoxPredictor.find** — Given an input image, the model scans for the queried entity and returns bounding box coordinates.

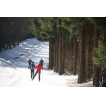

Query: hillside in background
[0,17,34,51]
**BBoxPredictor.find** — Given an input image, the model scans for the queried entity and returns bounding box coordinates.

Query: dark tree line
[29,17,106,87]
[0,17,35,52]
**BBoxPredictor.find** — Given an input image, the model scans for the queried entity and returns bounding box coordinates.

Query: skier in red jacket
[33,62,44,82]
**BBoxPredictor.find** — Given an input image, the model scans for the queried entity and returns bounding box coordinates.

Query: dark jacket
[100,68,106,83]
[40,59,44,66]
[28,59,32,65]
[29,63,35,70]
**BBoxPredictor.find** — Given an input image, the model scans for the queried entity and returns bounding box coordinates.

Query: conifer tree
[29,17,106,86]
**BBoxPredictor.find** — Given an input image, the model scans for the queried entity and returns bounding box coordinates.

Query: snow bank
[0,58,21,87]
[0,58,15,68]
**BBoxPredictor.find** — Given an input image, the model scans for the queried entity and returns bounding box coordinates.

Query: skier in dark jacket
[99,66,106,87]
[40,59,44,66]
[29,61,35,80]
[28,58,32,68]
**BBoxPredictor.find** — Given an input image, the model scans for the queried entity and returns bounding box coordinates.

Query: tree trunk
[56,33,59,72]
[93,26,99,87]
[79,20,85,83]
[58,33,61,74]
[85,24,90,80]
[55,33,59,72]
[73,38,77,75]
[12,34,16,47]
[78,23,81,83]
[58,33,60,73]
[17,39,19,46]
[49,37,53,69]
[54,33,57,72]
[58,32,61,75]
[9,39,11,49]
[59,32,62,75]
[62,33,65,74]
[49,39,51,69]
[70,42,74,74]
[17,35,20,45]
[5,37,7,50]
[52,38,54,68]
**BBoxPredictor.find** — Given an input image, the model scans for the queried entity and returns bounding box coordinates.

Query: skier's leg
[31,70,34,79]
[39,72,41,82]
[31,70,32,79]
[33,72,37,79]
[32,70,34,79]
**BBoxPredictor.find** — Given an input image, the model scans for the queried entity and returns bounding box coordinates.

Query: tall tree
[85,23,90,80]
[61,33,65,74]
[93,26,99,86]
[49,37,54,69]
[79,20,85,83]
[73,38,77,75]
[54,33,57,72]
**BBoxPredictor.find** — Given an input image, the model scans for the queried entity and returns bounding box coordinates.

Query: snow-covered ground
[0,38,93,87]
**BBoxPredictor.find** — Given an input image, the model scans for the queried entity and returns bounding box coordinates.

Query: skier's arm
[41,66,44,70]
[35,65,38,69]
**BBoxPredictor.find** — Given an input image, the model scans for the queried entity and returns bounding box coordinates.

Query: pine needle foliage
[93,35,106,69]
[87,17,106,31]
[29,17,106,42]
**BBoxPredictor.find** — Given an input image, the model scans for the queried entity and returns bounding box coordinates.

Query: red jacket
[35,64,44,72]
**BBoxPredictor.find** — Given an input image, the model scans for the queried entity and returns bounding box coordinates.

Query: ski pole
[41,69,43,79]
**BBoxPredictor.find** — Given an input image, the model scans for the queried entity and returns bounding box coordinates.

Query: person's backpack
[31,64,35,69]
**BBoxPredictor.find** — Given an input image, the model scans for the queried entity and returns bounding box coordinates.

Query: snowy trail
[9,40,50,87]
[0,38,93,87]
[1,39,76,87]
[9,40,76,87]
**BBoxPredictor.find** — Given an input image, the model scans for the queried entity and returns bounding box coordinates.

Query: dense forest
[29,17,106,87]
[0,17,35,52]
